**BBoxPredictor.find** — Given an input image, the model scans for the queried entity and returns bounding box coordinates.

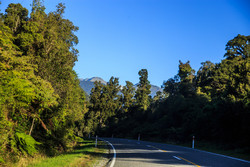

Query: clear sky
[1,0,249,87]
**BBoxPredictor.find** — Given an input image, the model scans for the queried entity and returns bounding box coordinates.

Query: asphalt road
[102,138,250,167]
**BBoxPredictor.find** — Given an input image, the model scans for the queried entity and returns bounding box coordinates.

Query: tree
[195,61,215,98]
[224,34,250,59]
[88,77,121,131]
[1,1,86,160]
[163,76,179,97]
[4,3,28,34]
[135,69,151,111]
[177,61,195,97]
[103,77,121,117]
[0,16,58,157]
[121,81,135,113]
[210,35,249,103]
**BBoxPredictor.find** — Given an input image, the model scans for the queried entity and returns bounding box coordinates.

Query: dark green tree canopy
[4,3,28,34]
[225,34,250,59]
[135,69,151,111]
[0,2,87,162]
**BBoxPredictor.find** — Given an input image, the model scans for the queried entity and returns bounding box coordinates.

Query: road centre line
[147,145,167,152]
[146,144,199,165]
[177,156,200,167]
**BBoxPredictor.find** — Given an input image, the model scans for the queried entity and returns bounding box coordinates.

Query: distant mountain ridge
[79,77,163,97]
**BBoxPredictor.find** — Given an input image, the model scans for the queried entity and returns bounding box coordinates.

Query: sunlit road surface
[103,138,250,167]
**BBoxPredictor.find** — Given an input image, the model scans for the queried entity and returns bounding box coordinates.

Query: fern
[14,132,41,156]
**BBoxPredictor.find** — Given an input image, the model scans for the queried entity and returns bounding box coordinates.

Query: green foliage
[14,132,41,155]
[135,69,151,111]
[225,34,250,59]
[97,35,250,155]
[121,81,135,113]
[4,3,28,34]
[86,77,121,133]
[177,61,196,97]
[0,1,87,164]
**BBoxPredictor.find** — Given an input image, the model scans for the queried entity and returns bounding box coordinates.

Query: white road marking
[146,145,151,147]
[194,149,250,164]
[165,143,250,164]
[173,156,181,160]
[99,138,116,167]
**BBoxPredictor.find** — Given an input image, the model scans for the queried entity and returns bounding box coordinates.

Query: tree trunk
[29,118,35,135]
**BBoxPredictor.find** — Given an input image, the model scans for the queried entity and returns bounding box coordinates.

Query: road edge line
[145,141,250,164]
[194,148,250,164]
[99,138,116,167]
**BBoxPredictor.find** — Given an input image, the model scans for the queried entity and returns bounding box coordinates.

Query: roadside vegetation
[0,0,89,165]
[84,34,250,160]
[5,138,108,167]
[25,139,108,167]
[0,0,249,165]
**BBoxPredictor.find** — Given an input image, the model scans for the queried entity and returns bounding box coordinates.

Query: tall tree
[162,75,179,97]
[103,77,121,117]
[224,34,250,59]
[1,1,87,158]
[210,35,249,102]
[0,14,58,157]
[135,69,151,111]
[87,77,121,133]
[177,61,195,97]
[4,3,28,34]
[121,81,135,113]
[195,61,215,98]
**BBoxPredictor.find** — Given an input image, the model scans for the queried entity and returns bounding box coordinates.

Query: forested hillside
[84,35,250,155]
[0,1,87,164]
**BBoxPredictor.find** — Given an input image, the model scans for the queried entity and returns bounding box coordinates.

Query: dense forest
[84,34,250,154]
[0,1,87,164]
[0,0,249,165]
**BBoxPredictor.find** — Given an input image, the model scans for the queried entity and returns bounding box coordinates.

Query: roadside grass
[11,139,109,167]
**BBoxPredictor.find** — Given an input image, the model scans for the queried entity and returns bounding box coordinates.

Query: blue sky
[1,0,249,87]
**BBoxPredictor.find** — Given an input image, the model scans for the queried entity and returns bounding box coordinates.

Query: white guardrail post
[95,135,98,147]
[192,136,195,149]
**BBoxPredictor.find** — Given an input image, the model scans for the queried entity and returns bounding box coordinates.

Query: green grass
[25,139,108,167]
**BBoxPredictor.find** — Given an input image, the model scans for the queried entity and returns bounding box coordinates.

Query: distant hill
[150,84,163,97]
[79,77,107,95]
[79,77,162,97]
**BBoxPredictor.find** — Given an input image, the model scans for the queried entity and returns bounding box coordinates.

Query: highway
[102,138,250,167]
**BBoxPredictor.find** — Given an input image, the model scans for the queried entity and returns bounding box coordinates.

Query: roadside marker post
[112,134,114,138]
[192,136,195,149]
[95,135,98,147]
[138,134,140,141]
